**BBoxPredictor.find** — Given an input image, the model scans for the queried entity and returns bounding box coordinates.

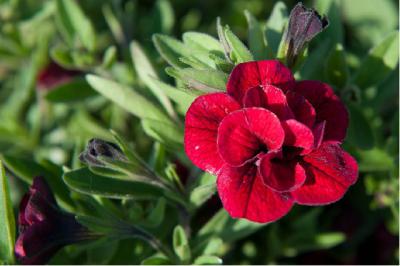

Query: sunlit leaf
[0,161,15,264]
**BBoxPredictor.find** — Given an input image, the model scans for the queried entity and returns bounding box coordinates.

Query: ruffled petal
[286,91,316,128]
[259,153,306,192]
[227,60,295,103]
[312,121,326,149]
[281,119,314,154]
[30,176,57,206]
[217,163,293,223]
[15,222,59,265]
[293,81,348,142]
[18,194,31,227]
[292,142,358,205]
[217,108,284,166]
[184,93,240,174]
[243,85,294,120]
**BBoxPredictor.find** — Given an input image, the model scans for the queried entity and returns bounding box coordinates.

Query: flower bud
[281,2,329,68]
[15,177,97,264]
[79,138,127,167]
[37,61,80,91]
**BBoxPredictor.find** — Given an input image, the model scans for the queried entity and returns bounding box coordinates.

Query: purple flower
[283,3,329,67]
[37,61,80,90]
[15,176,95,265]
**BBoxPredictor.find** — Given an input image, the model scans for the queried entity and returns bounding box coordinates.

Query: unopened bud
[79,138,126,167]
[282,2,329,68]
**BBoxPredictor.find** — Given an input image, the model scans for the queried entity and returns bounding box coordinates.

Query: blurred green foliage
[0,0,398,264]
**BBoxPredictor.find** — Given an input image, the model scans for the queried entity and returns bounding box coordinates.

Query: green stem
[128,225,180,264]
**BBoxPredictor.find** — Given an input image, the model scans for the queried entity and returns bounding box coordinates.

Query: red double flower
[184,60,358,223]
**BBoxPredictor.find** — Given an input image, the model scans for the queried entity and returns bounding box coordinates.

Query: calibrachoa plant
[185,60,358,223]
[0,0,398,265]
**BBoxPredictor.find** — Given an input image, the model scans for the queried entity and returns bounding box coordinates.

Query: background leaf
[45,78,97,103]
[63,167,165,200]
[353,31,399,89]
[56,0,96,51]
[0,161,15,264]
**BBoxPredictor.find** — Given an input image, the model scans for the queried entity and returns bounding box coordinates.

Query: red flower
[15,176,95,264]
[184,60,358,223]
[37,61,80,90]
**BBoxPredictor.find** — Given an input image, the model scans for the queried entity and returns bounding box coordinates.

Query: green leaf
[0,56,39,121]
[357,148,394,172]
[244,10,268,60]
[341,0,397,47]
[45,78,97,103]
[50,46,75,68]
[130,41,176,119]
[102,46,117,69]
[153,0,175,34]
[216,17,232,63]
[63,167,165,200]
[202,237,223,256]
[182,32,223,52]
[141,255,171,265]
[353,31,399,89]
[209,51,234,73]
[179,56,213,70]
[265,1,288,55]
[224,27,253,63]
[285,232,345,256]
[189,173,216,208]
[76,215,118,234]
[173,225,191,263]
[87,239,119,264]
[145,198,166,228]
[193,209,264,253]
[346,103,374,150]
[194,255,222,265]
[102,5,125,43]
[325,43,349,88]
[148,76,196,112]
[56,0,96,51]
[141,119,183,149]
[315,232,345,248]
[169,68,227,92]
[314,0,344,45]
[0,161,15,264]
[1,155,74,209]
[299,38,331,80]
[68,110,113,141]
[86,74,170,122]
[153,34,190,68]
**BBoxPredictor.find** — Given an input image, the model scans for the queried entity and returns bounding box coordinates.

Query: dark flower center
[270,146,303,162]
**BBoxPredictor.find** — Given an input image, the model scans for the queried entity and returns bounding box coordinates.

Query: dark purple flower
[284,2,329,67]
[37,62,80,90]
[15,176,95,265]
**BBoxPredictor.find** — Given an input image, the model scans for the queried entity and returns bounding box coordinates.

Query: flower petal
[312,121,326,148]
[292,142,358,205]
[217,163,293,223]
[18,194,31,228]
[30,176,57,205]
[184,93,240,174]
[286,91,316,128]
[282,119,314,154]
[293,81,348,142]
[227,60,295,103]
[259,153,306,192]
[217,108,284,166]
[24,177,59,225]
[15,222,59,265]
[243,85,294,120]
